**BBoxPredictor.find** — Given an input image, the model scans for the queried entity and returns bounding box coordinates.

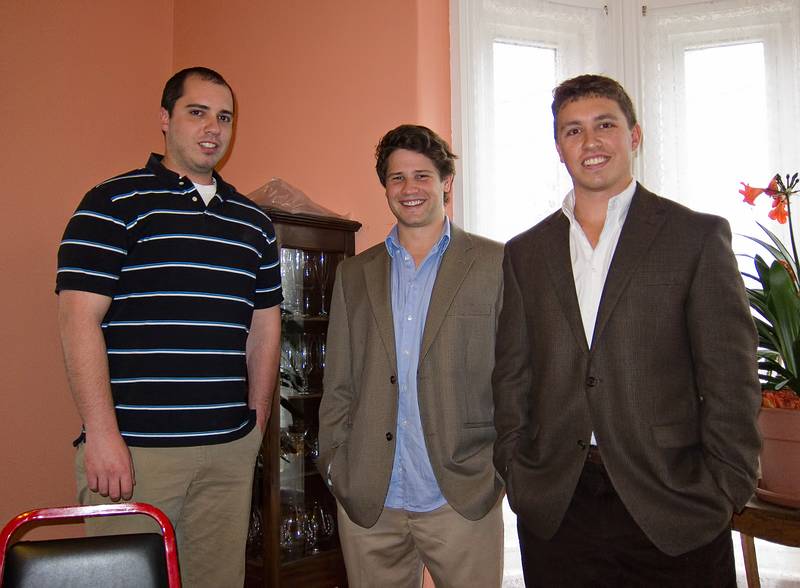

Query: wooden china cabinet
[245,209,361,588]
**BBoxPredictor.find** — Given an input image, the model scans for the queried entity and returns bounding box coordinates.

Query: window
[451,0,800,248]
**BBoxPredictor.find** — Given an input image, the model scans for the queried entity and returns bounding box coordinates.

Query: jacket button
[586,376,598,387]
[385,432,393,441]
[390,375,397,384]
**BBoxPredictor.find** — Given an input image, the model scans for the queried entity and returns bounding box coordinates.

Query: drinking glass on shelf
[301,251,321,317]
[305,505,321,553]
[315,500,335,541]
[280,504,306,552]
[317,336,327,371]
[279,248,298,315]
[297,335,314,393]
[317,251,330,316]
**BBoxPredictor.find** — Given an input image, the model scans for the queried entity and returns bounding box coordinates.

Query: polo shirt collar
[145,153,235,199]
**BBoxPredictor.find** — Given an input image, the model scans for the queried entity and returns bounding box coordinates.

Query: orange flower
[765,175,780,196]
[739,182,763,205]
[768,197,789,224]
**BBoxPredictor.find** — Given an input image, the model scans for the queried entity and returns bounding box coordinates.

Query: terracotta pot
[757,407,800,504]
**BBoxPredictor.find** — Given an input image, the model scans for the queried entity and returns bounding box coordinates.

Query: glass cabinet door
[246,210,359,588]
[277,247,344,561]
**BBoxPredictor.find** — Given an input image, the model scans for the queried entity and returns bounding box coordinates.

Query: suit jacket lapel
[592,185,668,346]
[420,225,475,361]
[542,213,590,353]
[363,250,397,369]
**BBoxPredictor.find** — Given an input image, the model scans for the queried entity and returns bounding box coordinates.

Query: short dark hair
[551,74,637,138]
[161,67,233,115]
[375,125,457,196]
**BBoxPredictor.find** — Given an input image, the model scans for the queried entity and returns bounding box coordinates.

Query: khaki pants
[75,426,263,588]
[337,497,504,588]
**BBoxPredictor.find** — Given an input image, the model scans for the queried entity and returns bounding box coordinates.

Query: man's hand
[58,290,134,500]
[83,430,135,501]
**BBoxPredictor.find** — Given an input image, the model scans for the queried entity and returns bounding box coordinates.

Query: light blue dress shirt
[383,218,451,512]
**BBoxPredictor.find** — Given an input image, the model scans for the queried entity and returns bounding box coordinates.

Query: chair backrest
[0,503,180,588]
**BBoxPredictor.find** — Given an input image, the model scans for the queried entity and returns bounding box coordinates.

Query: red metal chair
[0,503,180,587]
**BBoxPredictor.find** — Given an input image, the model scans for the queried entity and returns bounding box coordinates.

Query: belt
[585,446,604,467]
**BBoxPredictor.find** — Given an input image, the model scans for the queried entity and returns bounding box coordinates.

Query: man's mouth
[400,199,425,207]
[200,141,218,150]
[582,155,608,167]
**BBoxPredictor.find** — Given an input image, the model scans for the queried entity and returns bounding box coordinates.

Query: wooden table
[731,496,800,588]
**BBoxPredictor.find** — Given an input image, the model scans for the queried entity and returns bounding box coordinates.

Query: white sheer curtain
[451,0,800,246]
[452,1,800,586]
[451,0,617,242]
[639,0,800,264]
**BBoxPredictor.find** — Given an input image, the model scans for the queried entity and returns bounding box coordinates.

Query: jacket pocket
[652,420,700,448]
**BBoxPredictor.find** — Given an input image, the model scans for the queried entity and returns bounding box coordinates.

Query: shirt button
[179,181,185,186]
[586,376,598,387]
[407,315,413,321]
[386,432,394,441]
[192,196,198,202]
[390,375,397,384]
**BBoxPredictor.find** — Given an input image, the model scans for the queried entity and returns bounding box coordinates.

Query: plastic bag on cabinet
[246,177,349,219]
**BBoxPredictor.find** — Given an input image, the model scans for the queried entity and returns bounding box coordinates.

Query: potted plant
[739,172,800,507]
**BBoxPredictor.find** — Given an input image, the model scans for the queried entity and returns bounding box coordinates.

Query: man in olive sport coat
[493,75,761,586]
[318,125,504,588]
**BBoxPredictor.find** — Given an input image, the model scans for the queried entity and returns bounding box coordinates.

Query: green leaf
[765,260,800,376]
[756,221,798,279]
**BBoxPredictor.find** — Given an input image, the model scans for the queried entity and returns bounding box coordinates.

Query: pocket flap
[652,421,700,448]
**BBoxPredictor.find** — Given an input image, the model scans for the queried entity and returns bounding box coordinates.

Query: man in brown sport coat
[493,75,761,587]
[319,125,504,588]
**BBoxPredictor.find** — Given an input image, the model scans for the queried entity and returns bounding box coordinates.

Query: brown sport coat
[493,185,761,556]
[318,224,504,528]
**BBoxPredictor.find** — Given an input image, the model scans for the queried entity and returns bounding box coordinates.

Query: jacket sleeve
[492,244,533,479]
[317,264,354,485]
[687,217,761,511]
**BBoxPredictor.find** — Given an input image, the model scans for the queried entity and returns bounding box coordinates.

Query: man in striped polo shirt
[56,67,282,587]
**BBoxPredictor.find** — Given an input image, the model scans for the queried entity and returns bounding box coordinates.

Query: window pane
[486,41,567,242]
[683,42,777,267]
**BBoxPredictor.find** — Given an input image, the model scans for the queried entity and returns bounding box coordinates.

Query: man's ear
[442,174,454,193]
[631,123,642,151]
[160,107,170,133]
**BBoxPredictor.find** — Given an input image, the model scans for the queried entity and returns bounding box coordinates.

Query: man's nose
[204,117,221,135]
[583,129,599,148]
[401,179,418,194]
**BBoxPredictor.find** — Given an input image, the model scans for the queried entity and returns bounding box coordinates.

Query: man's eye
[389,176,404,183]
[189,110,204,117]
[416,174,431,180]
[599,122,615,129]
[565,128,579,136]
[218,114,232,123]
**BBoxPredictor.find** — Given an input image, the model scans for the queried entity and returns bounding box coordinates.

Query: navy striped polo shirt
[56,154,282,447]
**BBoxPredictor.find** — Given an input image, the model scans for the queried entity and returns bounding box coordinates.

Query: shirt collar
[561,178,637,227]
[145,153,234,199]
[385,217,452,259]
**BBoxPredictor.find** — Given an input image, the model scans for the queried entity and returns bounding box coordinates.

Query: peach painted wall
[0,0,449,536]
[0,1,173,536]
[173,0,452,250]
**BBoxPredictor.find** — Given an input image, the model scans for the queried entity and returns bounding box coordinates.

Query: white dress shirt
[561,178,637,446]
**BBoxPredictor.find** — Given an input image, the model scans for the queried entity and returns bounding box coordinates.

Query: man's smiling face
[384,148,451,230]
[555,95,641,201]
